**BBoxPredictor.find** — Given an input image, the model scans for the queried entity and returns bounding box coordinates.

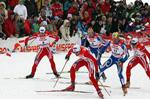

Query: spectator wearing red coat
[3,10,16,37]
[68,2,78,15]
[50,0,63,18]
[8,0,19,10]
[101,0,111,15]
[24,19,31,35]
[80,1,94,25]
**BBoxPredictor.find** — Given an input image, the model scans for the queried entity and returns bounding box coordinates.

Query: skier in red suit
[126,38,150,88]
[62,44,104,99]
[25,26,60,78]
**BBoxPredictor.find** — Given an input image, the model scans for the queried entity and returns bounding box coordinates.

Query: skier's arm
[97,35,105,44]
[119,43,130,63]
[51,35,60,46]
[24,34,37,46]
[65,49,73,60]
[141,46,150,61]
[98,40,111,54]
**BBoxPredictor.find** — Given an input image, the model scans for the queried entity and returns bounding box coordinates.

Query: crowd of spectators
[0,0,150,41]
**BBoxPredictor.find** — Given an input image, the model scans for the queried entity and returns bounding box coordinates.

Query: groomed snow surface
[0,51,150,99]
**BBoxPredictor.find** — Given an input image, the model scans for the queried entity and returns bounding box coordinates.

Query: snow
[0,51,150,99]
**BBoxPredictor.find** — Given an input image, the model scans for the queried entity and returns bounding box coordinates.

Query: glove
[65,55,70,60]
[95,72,100,81]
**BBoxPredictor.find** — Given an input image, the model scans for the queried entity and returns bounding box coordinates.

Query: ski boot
[122,85,128,96]
[62,85,75,91]
[126,80,130,88]
[62,82,75,91]
[26,74,34,79]
[101,73,107,82]
[85,81,93,85]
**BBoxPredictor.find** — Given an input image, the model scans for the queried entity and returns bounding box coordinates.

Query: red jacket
[66,46,98,72]
[24,20,31,35]
[8,0,19,8]
[3,10,16,37]
[68,6,78,15]
[134,43,150,60]
[101,0,110,15]
[51,2,63,17]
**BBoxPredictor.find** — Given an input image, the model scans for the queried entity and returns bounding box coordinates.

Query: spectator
[95,2,103,18]
[63,0,73,18]
[110,16,119,33]
[36,0,45,11]
[68,1,79,16]
[134,0,143,10]
[105,15,112,36]
[126,4,136,21]
[24,0,38,18]
[14,0,28,20]
[80,0,94,25]
[110,1,117,13]
[69,15,78,37]
[3,10,16,38]
[50,0,64,18]
[116,1,126,21]
[43,0,53,18]
[0,13,5,39]
[38,8,50,24]
[32,16,40,33]
[14,14,28,37]
[7,0,19,10]
[101,0,111,15]
[24,18,32,36]
[59,19,70,42]
[0,2,8,19]
[99,15,107,34]
[93,16,102,34]
[77,19,88,37]
[40,20,49,30]
[118,18,127,33]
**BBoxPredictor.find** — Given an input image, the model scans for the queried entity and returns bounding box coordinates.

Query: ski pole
[53,60,68,88]
[99,80,111,96]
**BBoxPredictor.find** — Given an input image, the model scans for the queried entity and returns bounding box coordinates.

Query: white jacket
[14,4,28,20]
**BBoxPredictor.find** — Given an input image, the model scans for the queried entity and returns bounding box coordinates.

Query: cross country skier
[99,32,129,95]
[126,38,150,88]
[62,44,104,99]
[82,27,108,81]
[25,26,60,78]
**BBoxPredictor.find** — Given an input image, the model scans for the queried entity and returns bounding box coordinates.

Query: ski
[128,87,141,89]
[36,90,93,93]
[51,76,69,79]
[3,77,28,79]
[58,81,111,88]
[46,71,88,74]
[114,87,141,90]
